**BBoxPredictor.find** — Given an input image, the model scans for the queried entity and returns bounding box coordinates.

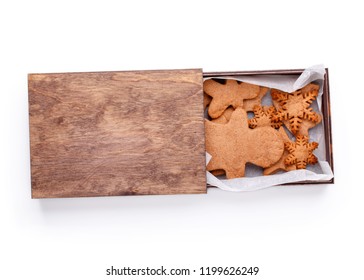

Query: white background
[0,1,363,279]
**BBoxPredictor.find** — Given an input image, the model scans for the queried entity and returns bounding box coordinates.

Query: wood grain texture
[29,69,206,198]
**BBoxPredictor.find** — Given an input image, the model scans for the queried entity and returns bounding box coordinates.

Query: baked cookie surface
[205,108,284,179]
[271,83,321,135]
[284,135,319,169]
[204,79,260,118]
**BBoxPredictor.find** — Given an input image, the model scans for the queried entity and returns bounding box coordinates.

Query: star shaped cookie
[204,79,260,118]
[205,108,284,178]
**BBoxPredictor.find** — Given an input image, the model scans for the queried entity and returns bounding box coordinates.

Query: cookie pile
[204,79,321,179]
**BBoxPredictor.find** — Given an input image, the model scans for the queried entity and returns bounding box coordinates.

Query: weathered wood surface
[29,69,206,198]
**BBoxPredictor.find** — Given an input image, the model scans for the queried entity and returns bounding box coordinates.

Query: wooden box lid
[28,69,207,198]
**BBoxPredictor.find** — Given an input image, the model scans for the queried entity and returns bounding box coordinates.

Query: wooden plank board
[29,69,206,198]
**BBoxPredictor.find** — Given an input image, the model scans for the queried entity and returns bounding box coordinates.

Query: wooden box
[28,68,333,198]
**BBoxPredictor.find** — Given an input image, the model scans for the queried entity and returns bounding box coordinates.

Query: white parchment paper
[205,65,333,192]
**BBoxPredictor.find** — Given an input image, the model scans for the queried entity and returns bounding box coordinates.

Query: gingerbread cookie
[263,127,297,175]
[243,86,269,112]
[284,135,318,169]
[248,105,281,129]
[271,83,321,135]
[205,108,284,179]
[272,101,322,136]
[210,169,225,176]
[203,92,212,109]
[291,114,322,136]
[204,79,260,118]
[211,107,234,124]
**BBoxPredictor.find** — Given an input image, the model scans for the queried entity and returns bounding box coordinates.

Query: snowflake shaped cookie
[248,105,281,129]
[284,135,318,169]
[271,83,320,135]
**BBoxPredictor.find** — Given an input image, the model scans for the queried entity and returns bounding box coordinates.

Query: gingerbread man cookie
[205,108,284,178]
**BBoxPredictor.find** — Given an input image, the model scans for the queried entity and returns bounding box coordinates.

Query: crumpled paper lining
[205,65,334,192]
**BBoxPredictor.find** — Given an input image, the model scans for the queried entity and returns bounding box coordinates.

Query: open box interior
[202,68,334,191]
